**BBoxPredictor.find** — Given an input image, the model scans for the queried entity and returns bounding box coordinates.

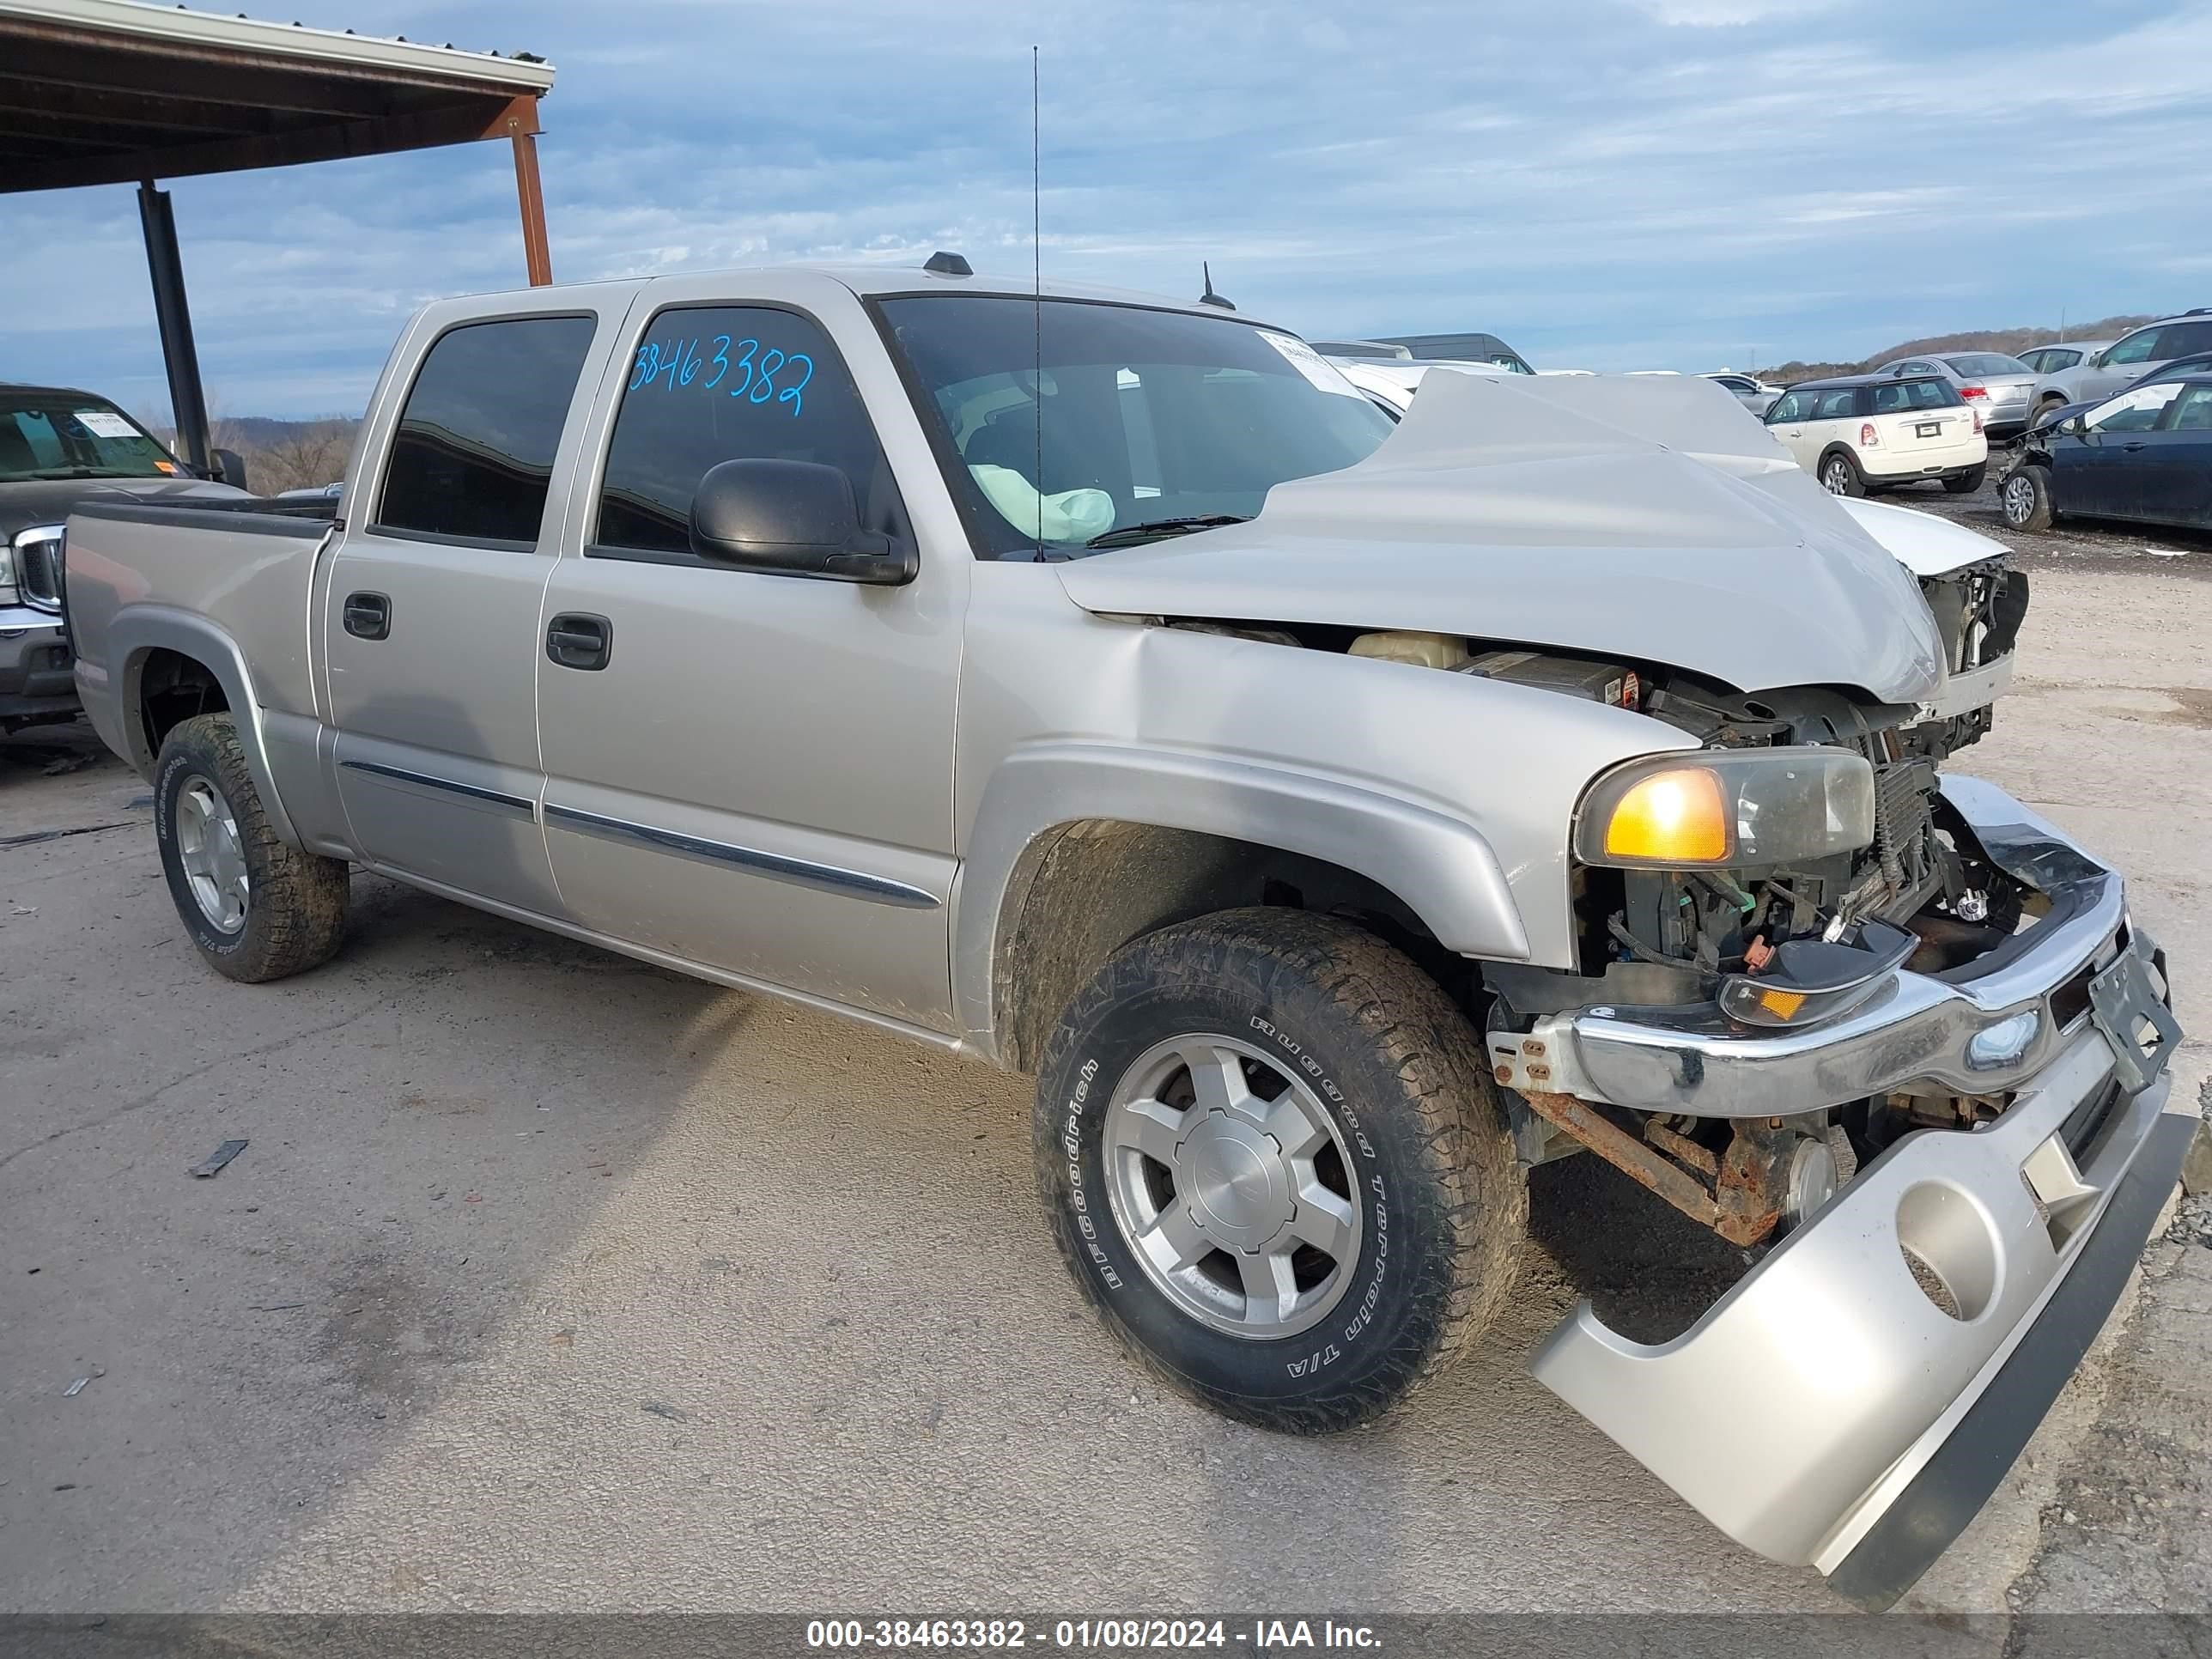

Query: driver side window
[592,304,895,559]
[2102,329,2160,367]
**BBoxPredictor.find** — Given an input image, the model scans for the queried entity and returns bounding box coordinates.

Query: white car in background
[1762,373,1987,498]
[1321,354,1516,411]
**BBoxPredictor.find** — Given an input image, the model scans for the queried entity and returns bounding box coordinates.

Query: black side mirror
[213,447,251,490]
[688,459,915,585]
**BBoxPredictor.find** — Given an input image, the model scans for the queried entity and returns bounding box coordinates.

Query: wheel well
[137,647,228,765]
[1817,443,1857,471]
[993,820,1452,1073]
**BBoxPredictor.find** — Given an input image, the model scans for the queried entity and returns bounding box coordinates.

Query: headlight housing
[1573,745,1875,869]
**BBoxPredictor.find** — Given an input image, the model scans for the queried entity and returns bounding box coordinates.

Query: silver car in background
[1871,352,2039,439]
[2018,341,2111,378]
[1702,371,1784,417]
[2028,311,2212,430]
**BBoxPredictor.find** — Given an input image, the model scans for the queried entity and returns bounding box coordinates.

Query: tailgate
[1875,405,1975,453]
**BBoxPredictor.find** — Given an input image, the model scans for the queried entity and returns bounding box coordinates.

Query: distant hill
[1752,313,2163,385]
[145,414,359,495]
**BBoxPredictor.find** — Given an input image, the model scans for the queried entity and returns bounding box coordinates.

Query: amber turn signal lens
[1601,767,1729,863]
[1755,988,1807,1021]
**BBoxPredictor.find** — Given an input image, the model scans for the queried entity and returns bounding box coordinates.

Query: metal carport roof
[0,0,558,469]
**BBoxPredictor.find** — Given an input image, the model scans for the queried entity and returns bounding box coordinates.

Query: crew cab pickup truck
[60,264,2189,1607]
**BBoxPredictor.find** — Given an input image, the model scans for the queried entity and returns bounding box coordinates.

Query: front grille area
[15,531,64,611]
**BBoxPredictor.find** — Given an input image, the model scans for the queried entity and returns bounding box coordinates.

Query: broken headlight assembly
[1572,746,1876,870]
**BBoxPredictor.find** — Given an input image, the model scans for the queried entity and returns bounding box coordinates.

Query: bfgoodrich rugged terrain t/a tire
[153,713,349,982]
[1034,907,1527,1432]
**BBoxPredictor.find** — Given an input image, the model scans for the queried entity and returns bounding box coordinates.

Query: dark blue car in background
[2000,372,2212,534]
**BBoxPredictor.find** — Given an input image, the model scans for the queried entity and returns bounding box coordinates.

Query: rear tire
[1999,465,2055,532]
[1034,907,1526,1433]
[1942,465,1986,495]
[1820,450,1867,497]
[154,713,349,982]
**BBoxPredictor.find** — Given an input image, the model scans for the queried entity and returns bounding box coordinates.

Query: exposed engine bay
[1164,581,2043,1254]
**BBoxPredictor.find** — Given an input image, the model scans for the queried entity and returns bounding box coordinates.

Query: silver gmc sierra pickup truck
[58,264,2188,1607]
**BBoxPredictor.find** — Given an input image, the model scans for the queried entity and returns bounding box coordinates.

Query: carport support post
[137,179,212,474]
[506,107,552,288]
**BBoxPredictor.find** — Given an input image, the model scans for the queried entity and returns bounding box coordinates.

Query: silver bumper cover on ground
[1523,775,2191,1603]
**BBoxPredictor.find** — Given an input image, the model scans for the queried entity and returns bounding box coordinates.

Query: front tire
[1942,465,1986,495]
[1820,450,1867,496]
[154,713,349,982]
[1034,908,1526,1432]
[1999,465,2055,532]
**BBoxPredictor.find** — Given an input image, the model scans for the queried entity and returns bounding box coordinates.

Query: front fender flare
[112,605,299,848]
[952,741,1530,1059]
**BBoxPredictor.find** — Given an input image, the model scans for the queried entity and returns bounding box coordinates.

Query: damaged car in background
[57,270,2187,1610]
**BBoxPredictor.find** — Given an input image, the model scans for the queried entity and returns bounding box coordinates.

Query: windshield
[1942,353,2031,378]
[0,392,179,482]
[878,295,1394,558]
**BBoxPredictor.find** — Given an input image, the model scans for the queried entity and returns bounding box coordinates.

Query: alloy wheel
[1102,1032,1362,1340]
[176,775,249,933]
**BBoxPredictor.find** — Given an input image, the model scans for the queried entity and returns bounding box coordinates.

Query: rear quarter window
[375,314,598,546]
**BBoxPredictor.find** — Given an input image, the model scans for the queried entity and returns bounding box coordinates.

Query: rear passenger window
[2159,321,2212,359]
[2173,385,2212,431]
[376,315,596,545]
[1812,389,1857,420]
[594,306,893,556]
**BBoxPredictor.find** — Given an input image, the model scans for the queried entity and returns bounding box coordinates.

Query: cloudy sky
[5,0,2210,418]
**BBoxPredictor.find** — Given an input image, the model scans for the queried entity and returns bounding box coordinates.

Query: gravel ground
[0,520,2207,1624]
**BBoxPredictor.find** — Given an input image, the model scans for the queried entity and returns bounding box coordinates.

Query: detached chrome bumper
[1521,775,2191,1605]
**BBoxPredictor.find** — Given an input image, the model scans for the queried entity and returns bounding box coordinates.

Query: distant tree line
[1752,313,2161,386]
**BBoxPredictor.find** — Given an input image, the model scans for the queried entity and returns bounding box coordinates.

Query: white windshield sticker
[74,410,137,440]
[1260,332,1365,398]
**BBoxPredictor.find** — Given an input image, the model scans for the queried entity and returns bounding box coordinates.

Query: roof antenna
[1199,262,1235,311]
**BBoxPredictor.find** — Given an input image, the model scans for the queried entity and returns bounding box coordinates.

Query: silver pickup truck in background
[59,264,2188,1607]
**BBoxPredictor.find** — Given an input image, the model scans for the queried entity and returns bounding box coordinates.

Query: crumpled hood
[2,476,250,539]
[1836,495,2012,579]
[1056,371,1946,704]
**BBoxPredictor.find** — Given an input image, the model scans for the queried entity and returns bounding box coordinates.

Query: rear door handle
[343,591,390,641]
[546,611,612,672]
[2121,441,2148,452]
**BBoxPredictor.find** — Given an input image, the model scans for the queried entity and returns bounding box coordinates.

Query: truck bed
[63,499,332,770]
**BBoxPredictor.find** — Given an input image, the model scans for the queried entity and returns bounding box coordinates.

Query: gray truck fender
[110,605,299,848]
[952,741,1530,1059]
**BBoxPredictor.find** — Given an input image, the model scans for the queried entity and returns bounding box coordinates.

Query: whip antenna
[1032,44,1044,557]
